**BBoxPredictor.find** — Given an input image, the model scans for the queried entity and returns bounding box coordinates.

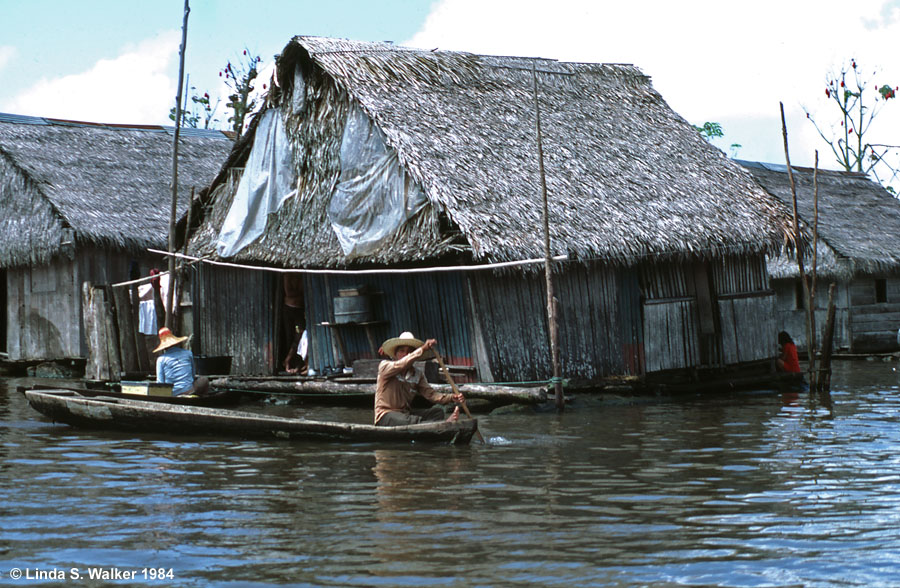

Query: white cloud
[0,46,16,71]
[406,0,900,170]
[2,31,180,125]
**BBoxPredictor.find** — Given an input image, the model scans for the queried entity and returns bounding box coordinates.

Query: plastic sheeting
[216,109,295,258]
[328,104,427,258]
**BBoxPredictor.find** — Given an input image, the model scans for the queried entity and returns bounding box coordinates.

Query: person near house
[776,331,802,373]
[137,268,169,336]
[282,273,305,373]
[374,332,464,426]
[285,326,309,375]
[154,327,209,396]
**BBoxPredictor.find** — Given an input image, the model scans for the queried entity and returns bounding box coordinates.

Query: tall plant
[804,59,898,188]
[221,49,262,140]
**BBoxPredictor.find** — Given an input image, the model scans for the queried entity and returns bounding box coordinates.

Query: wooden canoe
[17,384,243,407]
[24,390,477,445]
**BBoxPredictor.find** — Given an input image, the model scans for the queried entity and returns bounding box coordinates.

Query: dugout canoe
[24,390,477,445]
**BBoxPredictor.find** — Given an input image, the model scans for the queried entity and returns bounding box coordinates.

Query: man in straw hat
[374,331,464,426]
[154,327,209,396]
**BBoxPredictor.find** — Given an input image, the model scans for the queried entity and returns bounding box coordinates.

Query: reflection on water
[2,361,900,586]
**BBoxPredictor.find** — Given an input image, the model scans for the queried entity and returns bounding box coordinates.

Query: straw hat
[153,327,188,353]
[381,331,434,360]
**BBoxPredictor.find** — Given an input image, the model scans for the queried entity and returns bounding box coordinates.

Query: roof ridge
[0,111,231,138]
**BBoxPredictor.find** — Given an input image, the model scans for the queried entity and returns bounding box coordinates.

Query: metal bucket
[333,295,372,324]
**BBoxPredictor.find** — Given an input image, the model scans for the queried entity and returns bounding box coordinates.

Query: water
[2,361,900,587]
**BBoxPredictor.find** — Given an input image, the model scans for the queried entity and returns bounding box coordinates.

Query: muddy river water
[2,360,899,586]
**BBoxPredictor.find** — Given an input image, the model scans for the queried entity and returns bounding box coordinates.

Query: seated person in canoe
[374,331,464,426]
[154,327,210,396]
[776,331,802,374]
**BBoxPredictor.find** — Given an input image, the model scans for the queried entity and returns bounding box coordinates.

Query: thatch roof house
[739,160,900,352]
[186,36,795,382]
[0,112,232,362]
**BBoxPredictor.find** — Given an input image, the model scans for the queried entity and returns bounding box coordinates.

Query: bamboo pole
[531,63,564,411]
[780,102,817,389]
[166,0,190,329]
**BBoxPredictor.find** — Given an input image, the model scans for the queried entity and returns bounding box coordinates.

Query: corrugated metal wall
[305,271,472,372]
[469,262,642,382]
[196,265,276,375]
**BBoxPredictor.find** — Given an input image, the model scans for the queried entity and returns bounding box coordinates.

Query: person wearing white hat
[374,331,464,426]
[154,327,209,396]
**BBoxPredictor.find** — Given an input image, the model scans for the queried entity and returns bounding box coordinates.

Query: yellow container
[121,381,174,397]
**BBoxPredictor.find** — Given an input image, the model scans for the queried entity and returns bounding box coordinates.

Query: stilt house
[739,160,900,353]
[0,113,232,363]
[185,36,795,383]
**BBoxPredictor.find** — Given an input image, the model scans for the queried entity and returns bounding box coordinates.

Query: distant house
[184,36,794,383]
[0,113,232,363]
[739,160,900,353]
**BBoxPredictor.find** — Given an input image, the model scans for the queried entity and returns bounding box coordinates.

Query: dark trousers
[377,405,446,426]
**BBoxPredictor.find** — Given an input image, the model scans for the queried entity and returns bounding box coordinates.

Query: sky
[2,0,899,176]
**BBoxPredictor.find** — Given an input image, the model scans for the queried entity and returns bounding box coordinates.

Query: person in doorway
[374,332,464,426]
[154,327,209,396]
[776,331,802,373]
[285,327,308,375]
[282,273,305,373]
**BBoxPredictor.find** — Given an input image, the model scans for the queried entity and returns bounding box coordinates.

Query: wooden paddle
[433,348,486,444]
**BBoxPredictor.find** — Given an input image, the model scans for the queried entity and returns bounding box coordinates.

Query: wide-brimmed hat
[381,331,434,360]
[153,327,188,353]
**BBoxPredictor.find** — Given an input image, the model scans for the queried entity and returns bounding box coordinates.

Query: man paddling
[374,331,464,426]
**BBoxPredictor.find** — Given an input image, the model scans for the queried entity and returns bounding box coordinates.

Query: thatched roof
[0,113,233,267]
[738,160,900,279]
[189,36,794,269]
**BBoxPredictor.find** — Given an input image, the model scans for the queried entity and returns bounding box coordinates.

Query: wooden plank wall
[711,254,774,363]
[638,261,701,372]
[197,265,276,375]
[641,299,699,372]
[304,272,472,373]
[719,295,776,364]
[848,277,900,352]
[4,247,167,363]
[6,256,79,360]
[772,278,850,351]
[639,254,775,371]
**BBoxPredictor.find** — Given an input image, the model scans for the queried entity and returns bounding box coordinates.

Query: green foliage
[693,121,724,141]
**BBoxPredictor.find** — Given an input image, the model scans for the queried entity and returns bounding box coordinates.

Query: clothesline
[142,248,570,276]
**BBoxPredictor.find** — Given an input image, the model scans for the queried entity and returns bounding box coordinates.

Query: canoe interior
[24,390,476,445]
[18,384,243,407]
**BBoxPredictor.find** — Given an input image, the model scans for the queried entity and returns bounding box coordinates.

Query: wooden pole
[174,187,195,334]
[819,282,837,392]
[780,102,816,389]
[531,63,564,410]
[434,349,486,444]
[166,0,190,329]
